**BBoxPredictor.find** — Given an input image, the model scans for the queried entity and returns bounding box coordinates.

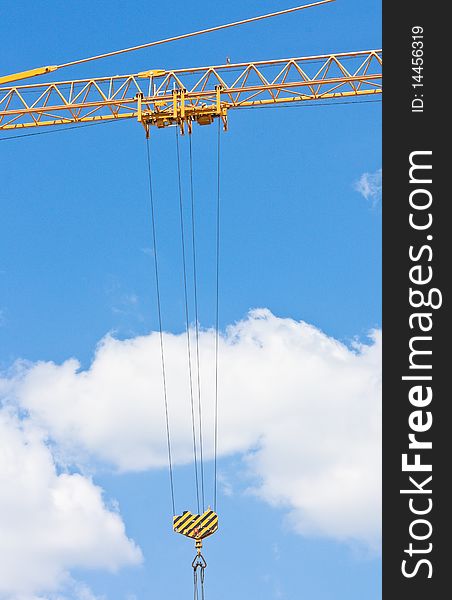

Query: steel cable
[53,2,334,71]
[213,118,221,511]
[175,127,202,514]
[145,137,176,515]
[188,131,206,512]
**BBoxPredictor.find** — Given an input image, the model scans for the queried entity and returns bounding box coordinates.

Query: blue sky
[0,1,381,599]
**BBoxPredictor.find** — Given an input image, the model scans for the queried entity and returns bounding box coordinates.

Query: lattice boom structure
[0,50,381,133]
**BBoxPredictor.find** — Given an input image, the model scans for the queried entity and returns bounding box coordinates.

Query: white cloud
[0,409,142,599]
[2,309,381,553]
[354,168,382,206]
[20,580,106,600]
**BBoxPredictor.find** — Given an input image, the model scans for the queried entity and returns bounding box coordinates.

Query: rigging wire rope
[49,1,334,72]
[175,127,203,514]
[213,118,221,512]
[145,136,176,515]
[193,555,207,600]
[172,122,222,519]
[188,131,207,514]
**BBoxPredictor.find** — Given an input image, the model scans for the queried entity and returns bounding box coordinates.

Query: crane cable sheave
[136,83,227,137]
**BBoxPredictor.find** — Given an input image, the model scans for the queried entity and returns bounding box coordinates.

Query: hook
[192,552,207,571]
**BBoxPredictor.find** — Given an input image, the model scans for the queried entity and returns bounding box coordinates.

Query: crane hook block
[173,508,219,542]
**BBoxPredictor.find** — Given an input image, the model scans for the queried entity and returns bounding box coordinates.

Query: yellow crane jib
[0,51,382,134]
[173,508,219,554]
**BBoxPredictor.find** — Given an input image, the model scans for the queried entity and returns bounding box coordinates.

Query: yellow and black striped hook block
[173,508,219,553]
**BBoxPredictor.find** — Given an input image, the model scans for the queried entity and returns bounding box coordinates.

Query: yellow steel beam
[0,66,58,86]
[0,50,382,133]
